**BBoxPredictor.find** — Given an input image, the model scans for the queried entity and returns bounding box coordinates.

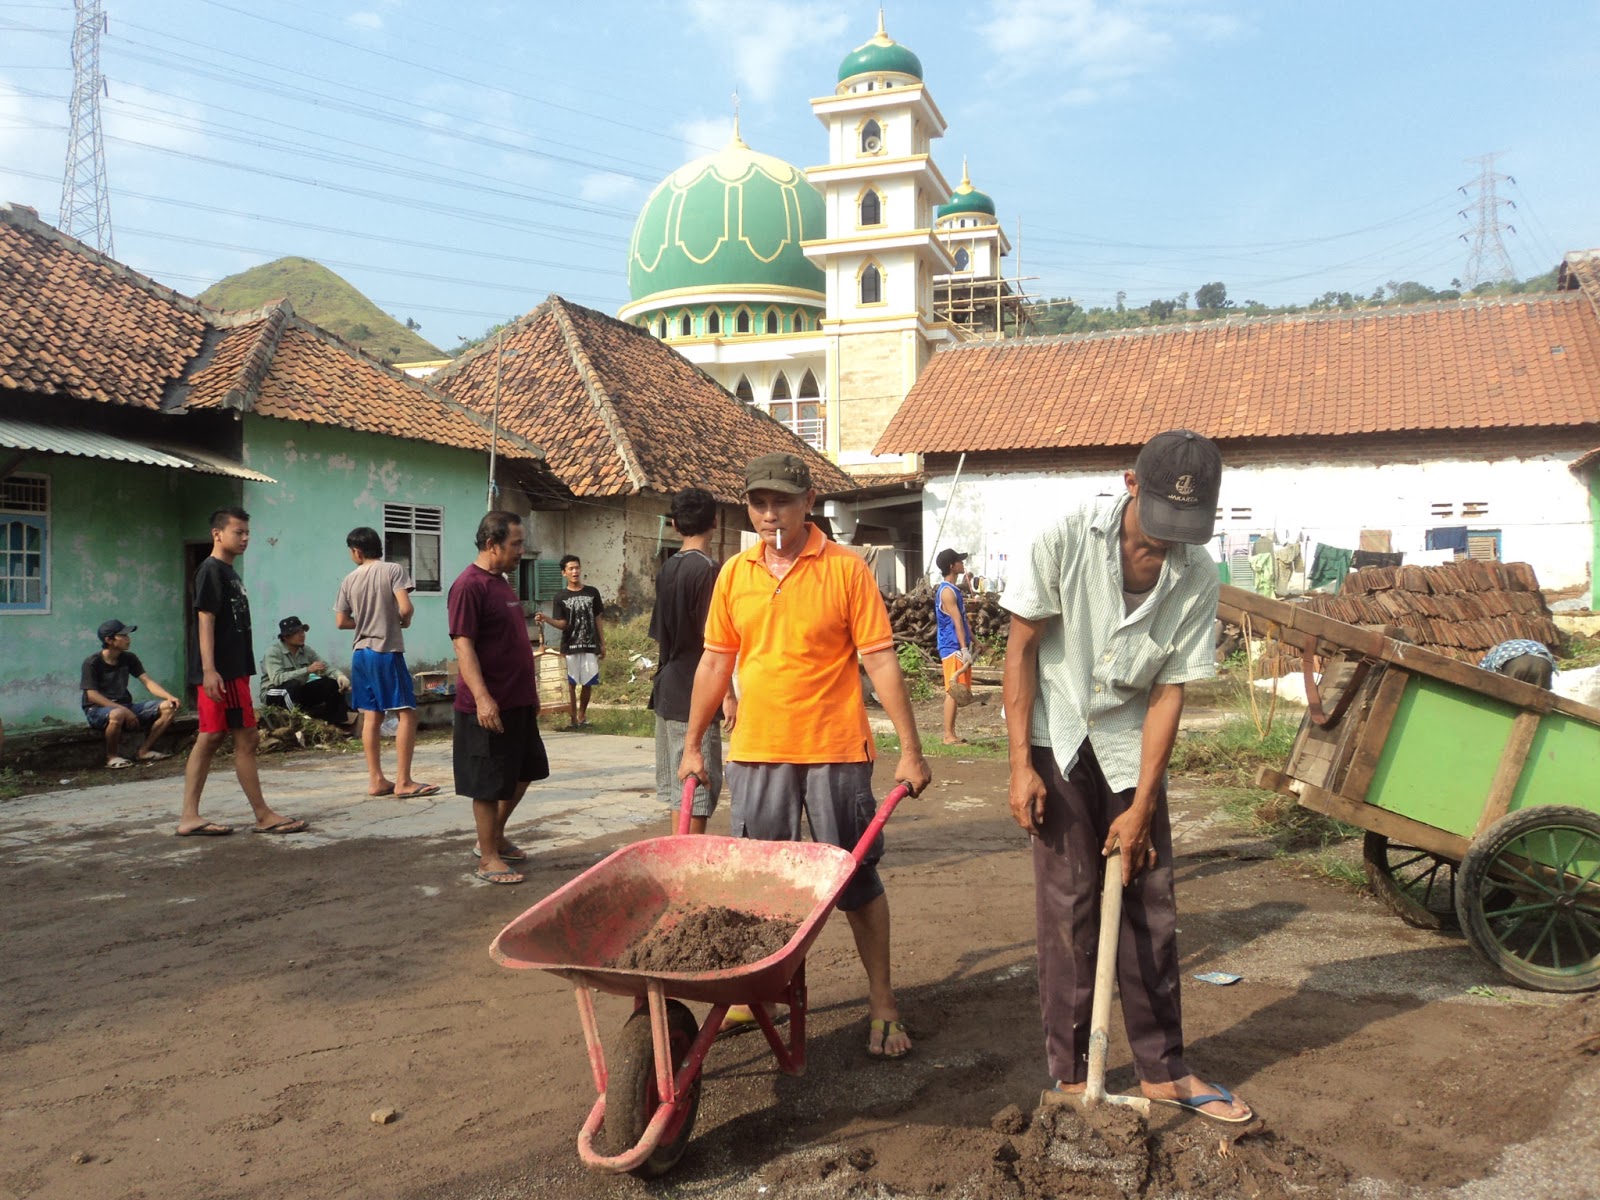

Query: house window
[954,247,970,271]
[771,373,791,401]
[1461,501,1490,518]
[860,189,882,226]
[1429,502,1454,518]
[383,502,443,593]
[798,369,820,398]
[0,473,49,613]
[517,557,565,603]
[734,375,754,403]
[707,309,721,335]
[1467,529,1502,561]
[860,263,883,305]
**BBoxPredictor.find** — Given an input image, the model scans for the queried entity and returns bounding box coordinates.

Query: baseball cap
[935,548,969,574]
[278,615,310,637]
[1133,430,1222,545]
[97,619,136,641]
[745,452,812,495]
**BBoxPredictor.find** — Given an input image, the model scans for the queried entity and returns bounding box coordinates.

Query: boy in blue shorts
[335,527,439,798]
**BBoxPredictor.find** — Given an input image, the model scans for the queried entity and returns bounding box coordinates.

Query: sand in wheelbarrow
[784,1100,1352,1200]
[611,905,799,973]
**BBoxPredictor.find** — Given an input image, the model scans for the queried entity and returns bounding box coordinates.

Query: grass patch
[875,732,1007,760]
[0,768,23,802]
[1169,716,1298,789]
[586,614,659,709]
[557,708,656,738]
[1559,635,1600,671]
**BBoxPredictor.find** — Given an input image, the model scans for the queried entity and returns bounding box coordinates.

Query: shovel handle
[1084,847,1126,1106]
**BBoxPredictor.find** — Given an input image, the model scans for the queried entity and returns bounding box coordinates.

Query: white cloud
[346,11,384,32]
[983,0,1240,105]
[676,116,733,163]
[687,0,851,104]
[578,171,639,205]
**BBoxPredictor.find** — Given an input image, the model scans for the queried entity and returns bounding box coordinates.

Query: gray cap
[1133,430,1222,544]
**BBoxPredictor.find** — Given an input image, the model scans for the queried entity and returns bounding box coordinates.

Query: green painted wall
[1591,474,1599,610]
[239,415,491,675]
[1,456,235,731]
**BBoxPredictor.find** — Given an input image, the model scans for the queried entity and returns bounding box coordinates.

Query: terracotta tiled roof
[876,294,1600,455]
[429,296,857,501]
[0,204,210,409]
[1559,250,1600,312]
[0,205,537,460]
[184,306,540,458]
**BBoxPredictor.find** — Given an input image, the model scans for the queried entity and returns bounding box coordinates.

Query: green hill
[198,257,443,364]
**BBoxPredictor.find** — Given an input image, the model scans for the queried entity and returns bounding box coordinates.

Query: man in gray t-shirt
[334,527,439,799]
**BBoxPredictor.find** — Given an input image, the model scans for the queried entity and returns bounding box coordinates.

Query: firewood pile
[887,584,1011,658]
[1255,560,1563,675]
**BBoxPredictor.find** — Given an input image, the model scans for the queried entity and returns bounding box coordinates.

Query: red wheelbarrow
[489,777,913,1177]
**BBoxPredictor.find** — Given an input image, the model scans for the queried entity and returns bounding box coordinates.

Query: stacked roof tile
[876,293,1600,455]
[429,296,857,501]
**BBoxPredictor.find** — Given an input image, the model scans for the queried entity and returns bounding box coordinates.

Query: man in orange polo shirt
[679,452,932,1059]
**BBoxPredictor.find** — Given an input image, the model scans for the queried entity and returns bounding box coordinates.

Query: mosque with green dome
[618,13,1014,476]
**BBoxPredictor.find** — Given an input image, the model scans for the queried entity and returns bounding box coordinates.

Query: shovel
[1041,845,1152,1116]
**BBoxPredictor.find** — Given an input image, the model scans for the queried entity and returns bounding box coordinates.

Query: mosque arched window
[793,311,807,332]
[656,317,667,338]
[798,369,820,398]
[765,309,779,335]
[734,375,754,403]
[679,313,693,337]
[859,189,882,227]
[859,263,883,306]
[735,307,752,335]
[771,373,791,401]
[955,247,970,271]
[706,309,721,335]
[859,118,883,155]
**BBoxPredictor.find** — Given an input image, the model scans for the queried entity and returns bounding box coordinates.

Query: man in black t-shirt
[535,554,605,729]
[81,618,181,768]
[175,507,309,838]
[649,489,735,833]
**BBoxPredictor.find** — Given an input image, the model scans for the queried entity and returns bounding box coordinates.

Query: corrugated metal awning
[0,417,277,482]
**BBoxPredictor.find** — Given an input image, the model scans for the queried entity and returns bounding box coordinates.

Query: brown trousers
[1031,741,1187,1085]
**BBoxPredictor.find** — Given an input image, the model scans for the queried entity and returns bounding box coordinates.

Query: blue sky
[2,1,1596,346]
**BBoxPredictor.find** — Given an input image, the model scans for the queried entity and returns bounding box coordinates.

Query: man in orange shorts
[175,507,309,838]
[933,548,975,744]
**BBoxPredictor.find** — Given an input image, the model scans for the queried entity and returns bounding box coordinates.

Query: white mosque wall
[922,452,1595,593]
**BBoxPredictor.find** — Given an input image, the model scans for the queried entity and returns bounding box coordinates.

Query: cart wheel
[1456,806,1600,993]
[1363,832,1459,930]
[600,999,702,1178]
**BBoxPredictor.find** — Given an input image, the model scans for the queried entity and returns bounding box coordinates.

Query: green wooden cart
[1217,584,1600,993]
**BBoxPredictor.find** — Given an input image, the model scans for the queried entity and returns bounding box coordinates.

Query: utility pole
[1457,152,1517,290]
[59,0,114,255]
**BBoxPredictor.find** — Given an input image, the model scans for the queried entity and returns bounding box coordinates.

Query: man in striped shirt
[1002,430,1252,1125]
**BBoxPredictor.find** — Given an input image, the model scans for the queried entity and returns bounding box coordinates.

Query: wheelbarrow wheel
[1457,806,1600,993]
[600,999,702,1178]
[1363,833,1459,930]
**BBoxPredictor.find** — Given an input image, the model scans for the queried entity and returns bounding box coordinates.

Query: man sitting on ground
[81,619,180,768]
[262,616,355,728]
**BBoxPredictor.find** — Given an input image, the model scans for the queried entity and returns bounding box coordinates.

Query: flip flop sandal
[395,784,441,798]
[107,757,135,770]
[473,868,524,886]
[866,1018,912,1060]
[174,822,233,837]
[473,845,528,863]
[1149,1083,1254,1124]
[136,751,171,763]
[252,819,310,835]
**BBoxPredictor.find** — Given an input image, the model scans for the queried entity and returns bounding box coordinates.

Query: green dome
[837,18,923,83]
[627,133,825,304]
[937,162,997,220]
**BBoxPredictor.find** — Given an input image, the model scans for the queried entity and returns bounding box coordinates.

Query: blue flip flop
[1149,1083,1253,1124]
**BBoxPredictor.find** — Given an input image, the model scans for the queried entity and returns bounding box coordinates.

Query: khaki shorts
[655,714,722,819]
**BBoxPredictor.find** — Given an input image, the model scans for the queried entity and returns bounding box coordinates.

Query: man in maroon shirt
[447,511,547,885]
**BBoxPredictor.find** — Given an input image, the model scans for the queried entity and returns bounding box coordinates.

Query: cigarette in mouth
[776,528,783,551]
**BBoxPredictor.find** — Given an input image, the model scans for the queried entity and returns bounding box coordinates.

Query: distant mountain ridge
[198,257,442,364]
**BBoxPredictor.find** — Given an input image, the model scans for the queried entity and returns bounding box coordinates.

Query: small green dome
[937,161,997,220]
[627,132,825,304]
[837,16,922,83]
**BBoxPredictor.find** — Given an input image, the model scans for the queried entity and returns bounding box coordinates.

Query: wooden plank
[1257,766,1299,796]
[1295,782,1470,862]
[1338,667,1411,802]
[1473,709,1541,838]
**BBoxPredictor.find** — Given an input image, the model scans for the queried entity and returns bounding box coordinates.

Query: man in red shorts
[176,507,309,838]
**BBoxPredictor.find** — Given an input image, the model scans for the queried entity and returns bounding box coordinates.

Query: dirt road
[3,732,1597,1199]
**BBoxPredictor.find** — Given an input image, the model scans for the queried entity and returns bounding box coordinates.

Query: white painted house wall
[923,452,1594,593]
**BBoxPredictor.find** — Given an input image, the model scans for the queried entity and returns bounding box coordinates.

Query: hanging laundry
[1249,552,1276,596]
[1309,544,1352,592]
[1352,550,1403,570]
[1272,543,1303,597]
[1426,526,1469,555]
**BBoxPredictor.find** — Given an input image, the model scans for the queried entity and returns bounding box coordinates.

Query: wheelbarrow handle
[678,775,699,836]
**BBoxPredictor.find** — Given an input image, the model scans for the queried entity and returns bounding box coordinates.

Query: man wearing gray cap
[1002,430,1252,1124]
[679,452,932,1059]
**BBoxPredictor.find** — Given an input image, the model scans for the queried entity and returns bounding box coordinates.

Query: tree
[1176,291,1189,310]
[1115,290,1127,313]
[1195,281,1230,311]
[404,316,423,332]
[1147,298,1177,320]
